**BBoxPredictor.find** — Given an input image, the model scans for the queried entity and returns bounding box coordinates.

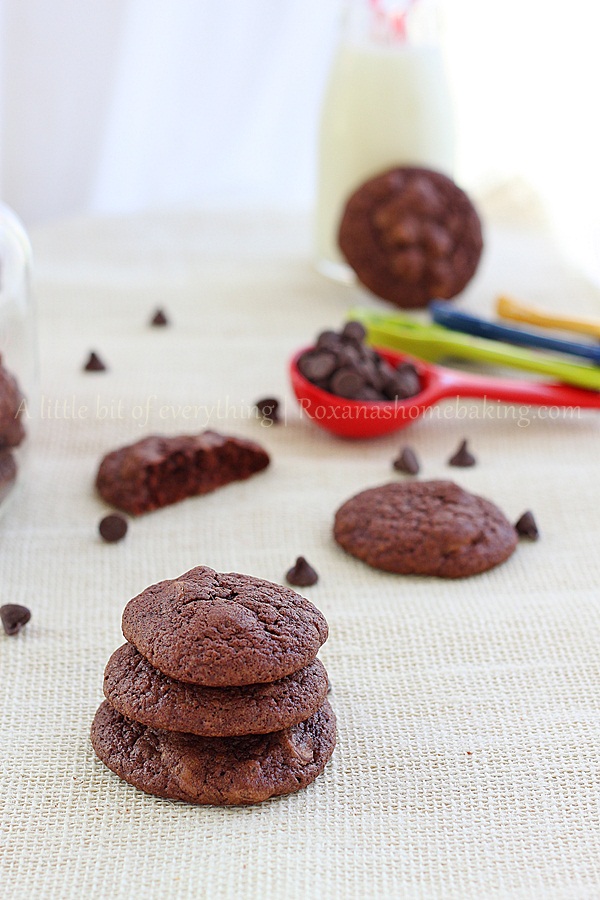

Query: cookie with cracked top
[0,356,25,450]
[121,565,329,686]
[338,166,483,308]
[0,451,17,503]
[334,480,517,578]
[96,431,269,515]
[91,698,336,806]
[104,642,329,736]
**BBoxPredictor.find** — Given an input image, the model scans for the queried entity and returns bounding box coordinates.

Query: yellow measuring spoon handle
[497,294,600,339]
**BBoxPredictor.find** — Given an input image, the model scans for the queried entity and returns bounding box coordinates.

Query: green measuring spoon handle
[361,319,600,391]
[427,330,600,390]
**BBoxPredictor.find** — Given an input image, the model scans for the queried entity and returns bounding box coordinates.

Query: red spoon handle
[433,366,600,408]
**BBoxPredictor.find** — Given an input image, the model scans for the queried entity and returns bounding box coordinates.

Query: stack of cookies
[91,565,336,806]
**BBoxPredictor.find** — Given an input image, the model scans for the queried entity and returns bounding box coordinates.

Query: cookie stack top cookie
[91,566,336,806]
[121,565,329,686]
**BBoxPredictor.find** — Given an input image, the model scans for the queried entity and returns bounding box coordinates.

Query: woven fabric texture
[1,211,600,899]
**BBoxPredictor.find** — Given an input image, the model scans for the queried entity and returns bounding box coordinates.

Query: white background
[2,0,600,273]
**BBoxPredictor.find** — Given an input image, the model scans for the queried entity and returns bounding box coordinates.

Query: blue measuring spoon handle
[430,301,600,365]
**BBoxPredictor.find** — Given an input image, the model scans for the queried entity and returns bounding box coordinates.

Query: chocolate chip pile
[297,321,421,402]
[90,566,336,806]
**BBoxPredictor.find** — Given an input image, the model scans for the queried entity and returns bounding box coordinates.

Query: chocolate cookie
[334,480,517,578]
[104,643,329,736]
[0,451,17,503]
[0,357,25,449]
[91,699,336,806]
[121,566,329,686]
[338,166,483,308]
[96,431,269,515]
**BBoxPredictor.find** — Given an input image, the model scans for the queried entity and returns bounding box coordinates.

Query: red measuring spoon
[290,346,600,439]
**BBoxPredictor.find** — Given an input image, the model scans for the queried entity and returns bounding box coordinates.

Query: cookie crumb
[515,510,539,540]
[1,604,31,636]
[255,397,280,423]
[99,514,128,543]
[150,309,169,326]
[286,556,318,587]
[393,446,420,475]
[448,439,476,467]
[84,351,107,372]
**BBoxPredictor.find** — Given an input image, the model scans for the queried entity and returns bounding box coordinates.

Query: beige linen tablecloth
[2,210,600,899]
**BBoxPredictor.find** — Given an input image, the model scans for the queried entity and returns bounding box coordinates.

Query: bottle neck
[342,0,442,48]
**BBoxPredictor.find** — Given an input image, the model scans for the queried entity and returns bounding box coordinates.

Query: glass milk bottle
[0,203,35,518]
[316,0,455,279]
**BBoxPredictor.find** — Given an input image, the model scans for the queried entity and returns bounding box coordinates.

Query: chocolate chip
[355,385,383,401]
[329,367,365,399]
[341,321,367,343]
[151,309,169,326]
[448,439,476,467]
[393,446,420,475]
[515,510,539,540]
[376,358,398,380]
[357,357,385,391]
[383,364,421,400]
[297,350,338,382]
[84,351,107,372]
[1,604,31,636]
[337,344,361,367]
[99,514,128,543]
[396,361,421,380]
[285,556,318,587]
[255,397,280,423]
[316,330,342,350]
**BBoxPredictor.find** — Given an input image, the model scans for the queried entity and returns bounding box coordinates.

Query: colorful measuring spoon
[349,308,600,391]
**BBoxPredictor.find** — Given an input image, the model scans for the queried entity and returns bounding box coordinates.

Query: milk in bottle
[315,0,455,279]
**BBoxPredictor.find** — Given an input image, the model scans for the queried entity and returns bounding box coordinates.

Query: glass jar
[315,0,455,280]
[0,203,35,517]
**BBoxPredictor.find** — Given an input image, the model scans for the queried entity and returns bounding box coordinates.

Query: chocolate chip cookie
[96,431,270,516]
[91,698,336,806]
[0,451,17,503]
[0,357,25,450]
[338,166,484,308]
[334,480,517,578]
[121,566,329,686]
[104,643,329,736]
